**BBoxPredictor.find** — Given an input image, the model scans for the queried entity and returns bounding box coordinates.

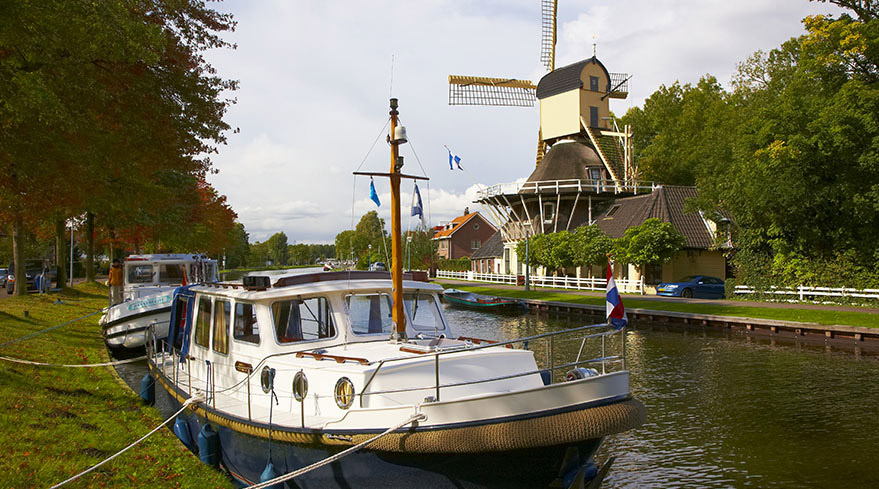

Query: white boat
[145,99,644,488]
[101,254,218,350]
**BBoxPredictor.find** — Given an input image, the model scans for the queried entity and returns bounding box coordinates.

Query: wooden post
[389,98,406,341]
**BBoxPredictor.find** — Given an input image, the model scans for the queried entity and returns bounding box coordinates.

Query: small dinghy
[442,288,524,311]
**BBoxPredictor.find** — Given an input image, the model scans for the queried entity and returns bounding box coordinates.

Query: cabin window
[403,293,445,333]
[194,296,212,348]
[346,294,393,335]
[127,265,153,284]
[205,263,217,282]
[159,264,186,283]
[271,296,336,343]
[212,299,231,354]
[233,302,260,344]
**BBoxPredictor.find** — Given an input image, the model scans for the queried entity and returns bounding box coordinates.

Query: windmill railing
[476,179,659,200]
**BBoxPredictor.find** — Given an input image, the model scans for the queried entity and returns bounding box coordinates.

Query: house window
[590,76,599,92]
[504,248,510,274]
[590,106,599,127]
[543,202,555,224]
[471,240,481,250]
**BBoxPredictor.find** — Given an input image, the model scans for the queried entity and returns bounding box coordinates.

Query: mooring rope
[0,354,146,368]
[244,411,427,489]
[49,392,205,489]
[0,308,105,350]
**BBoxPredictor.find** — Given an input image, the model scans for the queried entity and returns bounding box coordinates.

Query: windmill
[448,0,635,185]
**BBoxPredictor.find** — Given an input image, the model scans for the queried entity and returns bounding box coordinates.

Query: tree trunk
[11,217,25,296]
[55,219,68,289]
[85,211,95,282]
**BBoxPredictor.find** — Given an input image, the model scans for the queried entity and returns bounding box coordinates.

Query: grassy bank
[0,284,233,488]
[437,281,879,329]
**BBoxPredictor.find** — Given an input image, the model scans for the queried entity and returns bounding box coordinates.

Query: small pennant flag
[411,183,424,224]
[445,145,463,171]
[606,260,628,329]
[369,178,381,207]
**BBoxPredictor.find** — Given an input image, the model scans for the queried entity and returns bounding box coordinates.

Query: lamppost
[368,244,372,269]
[525,228,531,292]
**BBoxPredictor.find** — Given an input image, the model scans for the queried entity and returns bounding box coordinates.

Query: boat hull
[102,292,175,349]
[158,384,606,488]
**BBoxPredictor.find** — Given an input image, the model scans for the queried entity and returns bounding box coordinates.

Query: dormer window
[543,202,555,224]
[606,205,621,217]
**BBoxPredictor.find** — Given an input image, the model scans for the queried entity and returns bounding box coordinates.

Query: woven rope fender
[349,398,646,453]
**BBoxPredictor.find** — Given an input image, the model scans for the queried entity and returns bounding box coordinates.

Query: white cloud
[205,0,847,244]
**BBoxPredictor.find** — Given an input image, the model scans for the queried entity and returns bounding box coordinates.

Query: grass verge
[0,283,234,488]
[436,281,879,329]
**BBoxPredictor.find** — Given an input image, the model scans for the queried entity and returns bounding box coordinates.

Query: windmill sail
[448,75,537,107]
[540,0,558,71]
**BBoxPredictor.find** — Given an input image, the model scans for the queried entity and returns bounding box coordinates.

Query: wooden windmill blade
[540,0,558,72]
[448,75,537,107]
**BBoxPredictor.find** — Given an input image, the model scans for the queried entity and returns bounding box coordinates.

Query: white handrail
[437,270,644,294]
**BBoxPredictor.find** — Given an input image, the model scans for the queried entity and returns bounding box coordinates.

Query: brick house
[432,208,497,260]
[470,231,503,274]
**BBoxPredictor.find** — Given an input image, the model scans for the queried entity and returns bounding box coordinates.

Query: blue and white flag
[369,178,381,207]
[606,261,628,329]
[411,183,424,224]
[445,146,463,171]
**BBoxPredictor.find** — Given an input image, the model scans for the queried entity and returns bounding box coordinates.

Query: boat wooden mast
[388,98,406,342]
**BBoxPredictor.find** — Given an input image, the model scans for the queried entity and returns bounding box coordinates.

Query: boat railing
[359,323,626,407]
[145,322,627,418]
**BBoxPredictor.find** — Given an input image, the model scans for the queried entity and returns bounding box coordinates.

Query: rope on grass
[0,308,106,350]
[0,354,146,368]
[245,411,427,489]
[49,391,205,489]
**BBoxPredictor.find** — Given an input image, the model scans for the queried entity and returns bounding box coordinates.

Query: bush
[437,257,471,272]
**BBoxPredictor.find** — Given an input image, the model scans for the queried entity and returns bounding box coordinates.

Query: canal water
[445,306,879,488]
[117,269,879,487]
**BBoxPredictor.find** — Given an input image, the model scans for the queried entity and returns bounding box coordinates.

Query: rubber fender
[539,369,552,386]
[198,424,220,467]
[140,374,155,405]
[260,462,283,489]
[174,417,194,451]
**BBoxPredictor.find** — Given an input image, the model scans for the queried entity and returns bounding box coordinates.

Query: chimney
[464,206,470,215]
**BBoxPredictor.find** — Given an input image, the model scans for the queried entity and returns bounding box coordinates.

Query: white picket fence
[734,285,879,302]
[436,270,645,294]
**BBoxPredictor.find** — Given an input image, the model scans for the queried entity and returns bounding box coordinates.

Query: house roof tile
[470,231,504,259]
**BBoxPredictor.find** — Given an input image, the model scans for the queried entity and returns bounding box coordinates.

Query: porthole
[261,366,274,394]
[292,371,308,402]
[334,377,355,410]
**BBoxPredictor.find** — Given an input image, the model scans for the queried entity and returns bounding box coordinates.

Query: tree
[224,222,250,269]
[265,232,289,266]
[573,225,614,275]
[334,230,356,261]
[289,244,310,265]
[612,218,685,275]
[515,233,550,272]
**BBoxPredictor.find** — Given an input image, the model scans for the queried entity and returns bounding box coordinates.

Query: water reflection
[442,305,879,489]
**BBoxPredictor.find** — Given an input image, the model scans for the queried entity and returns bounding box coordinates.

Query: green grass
[0,283,234,489]
[436,281,879,329]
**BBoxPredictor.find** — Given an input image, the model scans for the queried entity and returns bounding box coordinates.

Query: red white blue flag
[606,262,628,329]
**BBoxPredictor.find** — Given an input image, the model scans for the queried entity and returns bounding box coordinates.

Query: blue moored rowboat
[442,289,523,311]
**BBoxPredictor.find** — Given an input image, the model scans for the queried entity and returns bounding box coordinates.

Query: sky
[204,0,845,244]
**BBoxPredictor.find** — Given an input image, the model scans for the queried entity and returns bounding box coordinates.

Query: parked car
[656,275,725,299]
[0,268,7,288]
[6,260,53,294]
[369,262,387,271]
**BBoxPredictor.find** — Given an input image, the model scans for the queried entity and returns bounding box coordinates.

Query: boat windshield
[159,264,186,283]
[127,264,154,284]
[271,297,336,343]
[346,294,393,335]
[403,293,446,334]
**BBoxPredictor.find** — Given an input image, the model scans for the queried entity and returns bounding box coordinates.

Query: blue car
[656,275,725,299]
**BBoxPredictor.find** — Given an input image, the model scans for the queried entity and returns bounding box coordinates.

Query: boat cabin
[124,253,218,299]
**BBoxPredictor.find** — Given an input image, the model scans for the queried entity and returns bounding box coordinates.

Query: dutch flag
[606,261,628,329]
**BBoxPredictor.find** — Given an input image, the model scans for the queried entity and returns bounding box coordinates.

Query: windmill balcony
[476,179,659,201]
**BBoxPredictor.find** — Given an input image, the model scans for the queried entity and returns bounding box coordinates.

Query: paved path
[435,279,879,315]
